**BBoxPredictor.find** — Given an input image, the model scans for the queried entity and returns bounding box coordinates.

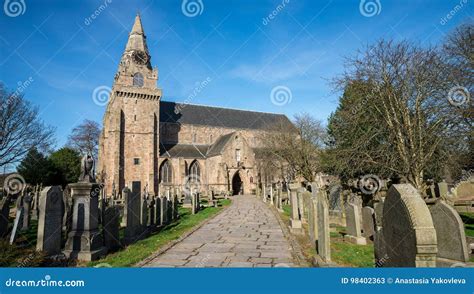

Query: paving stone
[143,195,295,267]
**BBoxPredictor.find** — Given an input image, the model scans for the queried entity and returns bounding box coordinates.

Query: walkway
[142,195,295,267]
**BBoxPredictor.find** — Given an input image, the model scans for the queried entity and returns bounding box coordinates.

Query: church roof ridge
[163,100,288,117]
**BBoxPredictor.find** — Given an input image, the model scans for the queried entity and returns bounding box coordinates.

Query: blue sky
[0,0,472,151]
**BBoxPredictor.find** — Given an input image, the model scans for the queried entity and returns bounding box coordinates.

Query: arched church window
[133,73,144,87]
[159,160,172,183]
[189,160,201,182]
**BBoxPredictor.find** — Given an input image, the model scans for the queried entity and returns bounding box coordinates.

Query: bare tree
[67,119,101,158]
[327,39,464,189]
[263,112,325,182]
[0,83,55,170]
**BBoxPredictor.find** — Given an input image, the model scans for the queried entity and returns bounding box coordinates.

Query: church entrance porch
[232,172,243,195]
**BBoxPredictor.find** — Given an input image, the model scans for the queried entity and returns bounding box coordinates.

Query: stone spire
[124,14,149,54]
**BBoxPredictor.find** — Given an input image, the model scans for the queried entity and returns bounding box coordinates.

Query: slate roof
[159,101,293,130]
[160,143,208,159]
[206,132,235,157]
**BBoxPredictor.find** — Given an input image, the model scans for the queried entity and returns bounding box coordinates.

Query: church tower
[98,14,161,195]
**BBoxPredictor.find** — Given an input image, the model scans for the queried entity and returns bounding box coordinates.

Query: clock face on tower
[132,50,149,65]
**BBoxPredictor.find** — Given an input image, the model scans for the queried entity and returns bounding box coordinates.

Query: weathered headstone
[288,182,302,230]
[297,188,306,223]
[361,206,375,241]
[37,186,64,255]
[123,184,141,243]
[429,201,469,263]
[103,206,121,251]
[317,190,331,262]
[379,184,437,267]
[154,196,161,226]
[160,196,168,224]
[172,195,179,220]
[345,203,366,245]
[147,197,155,226]
[308,194,318,246]
[436,181,448,199]
[21,192,33,231]
[63,182,107,261]
[191,193,197,215]
[140,195,148,228]
[269,185,274,205]
[9,194,26,244]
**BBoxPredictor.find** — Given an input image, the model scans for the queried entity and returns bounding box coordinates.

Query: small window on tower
[133,73,144,87]
[134,158,140,165]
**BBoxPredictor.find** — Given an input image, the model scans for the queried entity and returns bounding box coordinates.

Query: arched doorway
[232,172,243,195]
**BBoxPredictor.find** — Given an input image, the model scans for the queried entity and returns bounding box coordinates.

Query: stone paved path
[143,195,295,267]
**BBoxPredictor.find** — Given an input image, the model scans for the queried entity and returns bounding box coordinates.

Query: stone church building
[98,15,293,196]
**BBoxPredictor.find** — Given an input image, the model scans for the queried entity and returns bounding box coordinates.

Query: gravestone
[297,188,306,223]
[10,195,25,244]
[269,185,274,205]
[262,185,267,203]
[328,184,342,211]
[361,206,375,241]
[317,190,331,262]
[167,196,173,221]
[63,182,107,261]
[21,192,33,231]
[191,193,197,215]
[62,187,73,234]
[0,197,10,238]
[154,196,161,226]
[36,186,64,255]
[123,184,141,244]
[160,196,168,225]
[288,182,302,230]
[345,203,366,245]
[436,181,448,198]
[429,201,469,263]
[140,195,148,228]
[379,184,437,267]
[103,206,121,251]
[308,194,318,247]
[148,197,155,226]
[172,195,179,220]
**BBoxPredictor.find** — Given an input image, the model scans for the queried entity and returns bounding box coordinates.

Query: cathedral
[98,15,293,196]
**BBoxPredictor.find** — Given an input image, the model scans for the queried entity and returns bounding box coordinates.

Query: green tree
[17,148,58,186]
[49,147,81,186]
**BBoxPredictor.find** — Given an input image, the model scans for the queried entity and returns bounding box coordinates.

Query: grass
[459,212,474,237]
[88,199,231,267]
[278,204,374,267]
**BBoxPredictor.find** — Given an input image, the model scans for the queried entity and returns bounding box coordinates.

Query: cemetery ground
[280,203,374,267]
[1,197,231,267]
[89,199,231,267]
